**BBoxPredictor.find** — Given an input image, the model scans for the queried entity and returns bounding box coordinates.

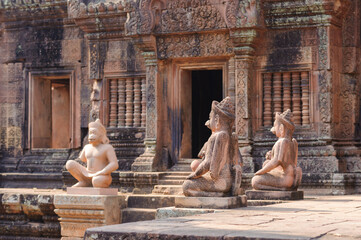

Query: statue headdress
[212,96,235,122]
[88,119,109,144]
[275,109,295,133]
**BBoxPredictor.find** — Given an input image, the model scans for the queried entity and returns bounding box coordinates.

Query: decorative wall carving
[235,60,251,139]
[125,0,264,35]
[157,33,233,59]
[108,77,146,128]
[89,41,107,80]
[262,71,310,127]
[224,0,262,28]
[68,0,125,19]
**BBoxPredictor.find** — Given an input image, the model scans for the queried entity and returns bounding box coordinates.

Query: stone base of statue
[175,195,247,209]
[54,193,124,240]
[66,187,118,195]
[245,190,304,200]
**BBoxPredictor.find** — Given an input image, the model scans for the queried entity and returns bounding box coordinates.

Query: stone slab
[84,195,361,240]
[246,190,303,200]
[66,187,118,195]
[156,206,217,219]
[54,194,122,239]
[175,195,247,209]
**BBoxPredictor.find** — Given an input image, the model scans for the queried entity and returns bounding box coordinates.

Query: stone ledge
[67,187,118,195]
[246,190,303,200]
[156,207,217,219]
[175,195,247,209]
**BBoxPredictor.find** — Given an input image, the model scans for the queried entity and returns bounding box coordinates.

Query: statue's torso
[84,144,111,173]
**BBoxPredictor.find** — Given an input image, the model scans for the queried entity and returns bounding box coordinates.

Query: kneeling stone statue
[252,109,302,191]
[182,97,243,197]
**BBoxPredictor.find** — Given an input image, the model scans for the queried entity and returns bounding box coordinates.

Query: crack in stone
[310,228,337,239]
[321,220,349,227]
[254,217,284,226]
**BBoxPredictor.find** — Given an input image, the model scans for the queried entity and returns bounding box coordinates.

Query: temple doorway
[31,77,71,149]
[191,70,223,157]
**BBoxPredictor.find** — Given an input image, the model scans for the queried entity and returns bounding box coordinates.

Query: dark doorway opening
[191,70,223,158]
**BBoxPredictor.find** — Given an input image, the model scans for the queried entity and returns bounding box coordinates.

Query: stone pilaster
[54,194,123,240]
[231,29,259,145]
[89,41,107,122]
[131,39,158,171]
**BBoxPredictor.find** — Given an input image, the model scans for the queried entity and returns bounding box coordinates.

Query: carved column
[301,72,310,125]
[89,41,107,122]
[317,27,332,139]
[141,77,146,127]
[291,72,302,126]
[133,77,142,127]
[273,72,282,114]
[109,79,118,127]
[125,78,134,127]
[263,73,272,126]
[282,72,292,113]
[117,79,126,127]
[132,47,158,172]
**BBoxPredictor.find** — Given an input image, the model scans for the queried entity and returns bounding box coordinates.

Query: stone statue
[183,97,243,197]
[66,119,118,188]
[252,109,302,191]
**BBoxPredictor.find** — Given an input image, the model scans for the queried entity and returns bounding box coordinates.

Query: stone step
[0,173,63,189]
[178,158,195,164]
[169,165,192,172]
[162,174,188,179]
[158,179,185,185]
[121,208,156,223]
[126,195,176,209]
[163,171,191,176]
[152,185,183,195]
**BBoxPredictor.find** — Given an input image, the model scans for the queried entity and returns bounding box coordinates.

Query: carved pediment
[0,0,67,22]
[67,0,127,39]
[125,0,264,36]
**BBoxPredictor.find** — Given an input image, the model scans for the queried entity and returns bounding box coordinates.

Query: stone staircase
[0,149,72,189]
[152,158,193,195]
[121,195,177,223]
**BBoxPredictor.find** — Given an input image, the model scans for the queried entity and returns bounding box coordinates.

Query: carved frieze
[263,0,351,28]
[125,0,264,36]
[68,0,125,19]
[157,33,233,59]
[235,60,251,139]
[0,0,67,22]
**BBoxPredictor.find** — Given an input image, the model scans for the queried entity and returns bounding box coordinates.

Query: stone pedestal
[246,190,304,200]
[54,194,123,240]
[175,195,247,209]
[66,187,118,195]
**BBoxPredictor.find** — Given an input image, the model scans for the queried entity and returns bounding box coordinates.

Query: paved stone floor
[85,195,361,240]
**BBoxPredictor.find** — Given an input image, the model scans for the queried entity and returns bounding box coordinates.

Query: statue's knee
[66,160,76,171]
[92,175,111,188]
[251,175,261,189]
[182,180,192,196]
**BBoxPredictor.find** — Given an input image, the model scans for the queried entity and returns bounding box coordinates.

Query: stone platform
[66,187,118,195]
[175,195,247,209]
[54,194,125,240]
[84,195,361,240]
[246,190,304,200]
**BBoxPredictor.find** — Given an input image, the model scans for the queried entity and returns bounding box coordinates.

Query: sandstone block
[54,194,122,239]
[175,195,247,209]
[246,190,304,200]
[66,187,118,195]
